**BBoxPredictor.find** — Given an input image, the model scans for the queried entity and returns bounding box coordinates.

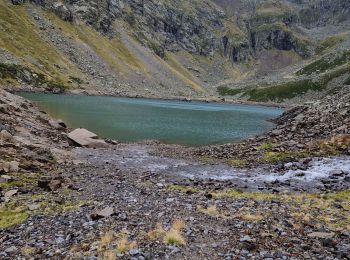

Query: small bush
[260,143,273,150]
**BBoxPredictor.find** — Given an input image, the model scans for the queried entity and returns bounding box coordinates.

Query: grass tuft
[0,207,29,229]
[149,220,186,246]
[228,159,248,167]
[168,185,199,194]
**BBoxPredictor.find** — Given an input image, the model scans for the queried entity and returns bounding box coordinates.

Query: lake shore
[0,88,349,259]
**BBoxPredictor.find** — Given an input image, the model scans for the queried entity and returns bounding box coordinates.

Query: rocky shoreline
[0,88,350,259]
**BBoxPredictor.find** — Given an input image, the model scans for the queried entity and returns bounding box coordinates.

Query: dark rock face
[220,36,251,62]
[251,28,307,57]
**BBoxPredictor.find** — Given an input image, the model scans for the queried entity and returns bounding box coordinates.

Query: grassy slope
[0,2,82,85]
[46,13,147,78]
[162,52,204,93]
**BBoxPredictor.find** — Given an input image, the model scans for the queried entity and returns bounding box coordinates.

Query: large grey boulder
[68,128,108,148]
[52,2,74,22]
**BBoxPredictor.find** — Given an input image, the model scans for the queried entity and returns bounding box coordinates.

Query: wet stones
[330,170,347,177]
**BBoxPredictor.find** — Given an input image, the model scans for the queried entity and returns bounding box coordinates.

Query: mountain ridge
[1,0,350,103]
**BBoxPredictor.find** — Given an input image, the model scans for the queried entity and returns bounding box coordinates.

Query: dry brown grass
[164,220,186,246]
[116,237,137,254]
[318,134,350,154]
[239,213,264,222]
[92,229,137,258]
[99,231,115,250]
[148,220,186,246]
[198,205,221,217]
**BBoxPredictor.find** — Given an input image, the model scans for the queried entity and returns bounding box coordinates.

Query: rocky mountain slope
[0,0,349,101]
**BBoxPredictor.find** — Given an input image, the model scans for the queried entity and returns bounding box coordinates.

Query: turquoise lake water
[19,93,284,146]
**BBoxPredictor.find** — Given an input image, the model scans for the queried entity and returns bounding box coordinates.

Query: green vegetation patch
[0,63,45,84]
[260,143,273,151]
[212,189,275,201]
[252,22,288,34]
[228,159,248,167]
[46,12,146,76]
[226,64,350,102]
[0,207,29,229]
[316,34,347,53]
[0,172,38,189]
[217,86,243,96]
[0,3,82,85]
[0,62,66,91]
[168,185,199,194]
[245,79,320,102]
[297,50,350,75]
[211,189,350,230]
[263,151,308,163]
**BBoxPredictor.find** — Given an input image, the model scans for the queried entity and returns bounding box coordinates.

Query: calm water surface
[19,93,283,146]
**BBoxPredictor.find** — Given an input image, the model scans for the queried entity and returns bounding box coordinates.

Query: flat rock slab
[4,189,18,202]
[307,232,335,239]
[90,206,115,220]
[0,161,19,173]
[68,128,108,148]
